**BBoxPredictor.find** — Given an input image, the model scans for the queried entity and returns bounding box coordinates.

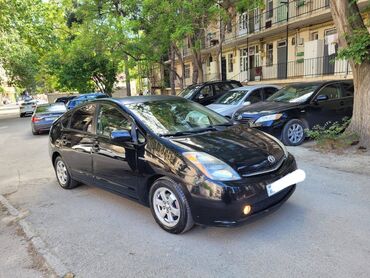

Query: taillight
[32,116,42,122]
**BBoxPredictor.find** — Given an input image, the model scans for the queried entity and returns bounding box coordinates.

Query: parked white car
[19,99,38,117]
[207,85,281,118]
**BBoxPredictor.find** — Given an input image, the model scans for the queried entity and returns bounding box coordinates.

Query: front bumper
[189,153,298,227]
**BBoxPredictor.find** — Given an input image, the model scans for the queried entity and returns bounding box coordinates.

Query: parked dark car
[233,80,354,146]
[31,103,67,135]
[66,93,107,110]
[49,96,305,233]
[55,95,77,105]
[179,80,242,105]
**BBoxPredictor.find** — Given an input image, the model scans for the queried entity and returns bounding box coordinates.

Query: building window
[310,32,319,41]
[228,54,234,72]
[266,0,273,19]
[184,65,190,79]
[266,43,273,66]
[239,12,248,32]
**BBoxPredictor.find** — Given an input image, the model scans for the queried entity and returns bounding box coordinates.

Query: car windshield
[267,84,320,103]
[179,85,201,99]
[126,99,230,136]
[215,90,248,105]
[36,104,66,113]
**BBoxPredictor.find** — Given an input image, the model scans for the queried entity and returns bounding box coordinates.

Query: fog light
[243,205,252,215]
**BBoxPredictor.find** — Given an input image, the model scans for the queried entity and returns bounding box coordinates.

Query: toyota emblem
[267,155,276,164]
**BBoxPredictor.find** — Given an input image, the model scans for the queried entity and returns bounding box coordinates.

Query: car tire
[281,119,306,146]
[20,113,24,118]
[54,156,79,189]
[32,129,38,135]
[149,177,194,234]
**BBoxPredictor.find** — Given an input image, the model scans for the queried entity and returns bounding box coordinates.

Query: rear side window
[230,82,242,88]
[214,83,231,95]
[70,104,96,132]
[97,104,132,137]
[61,114,71,128]
[36,104,66,113]
[341,83,354,97]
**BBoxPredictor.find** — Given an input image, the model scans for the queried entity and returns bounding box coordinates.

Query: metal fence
[227,56,351,83]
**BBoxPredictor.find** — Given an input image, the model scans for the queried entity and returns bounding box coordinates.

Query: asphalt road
[0,115,370,278]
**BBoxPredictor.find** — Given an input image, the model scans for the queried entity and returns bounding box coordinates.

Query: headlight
[183,152,241,181]
[255,113,283,123]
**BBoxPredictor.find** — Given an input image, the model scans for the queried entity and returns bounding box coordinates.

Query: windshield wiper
[160,126,218,137]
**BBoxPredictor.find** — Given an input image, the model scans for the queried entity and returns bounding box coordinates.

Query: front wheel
[281,119,306,146]
[54,156,79,189]
[149,177,194,234]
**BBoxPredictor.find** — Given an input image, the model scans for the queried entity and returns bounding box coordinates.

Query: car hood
[207,104,239,116]
[237,101,298,115]
[169,125,286,177]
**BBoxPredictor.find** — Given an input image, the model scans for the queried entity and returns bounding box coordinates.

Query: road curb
[0,194,72,278]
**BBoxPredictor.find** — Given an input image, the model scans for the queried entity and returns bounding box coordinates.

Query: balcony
[222,56,352,83]
[204,0,331,51]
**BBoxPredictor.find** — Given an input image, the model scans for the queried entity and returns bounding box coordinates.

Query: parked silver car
[207,85,281,118]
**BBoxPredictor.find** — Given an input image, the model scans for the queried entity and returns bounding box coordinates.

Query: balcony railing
[205,0,330,48]
[216,56,352,83]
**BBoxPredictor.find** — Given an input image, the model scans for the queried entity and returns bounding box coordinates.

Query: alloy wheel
[56,160,68,185]
[287,123,304,144]
[153,187,181,228]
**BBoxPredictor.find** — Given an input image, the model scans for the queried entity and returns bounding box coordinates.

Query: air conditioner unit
[265,20,272,29]
[298,38,304,45]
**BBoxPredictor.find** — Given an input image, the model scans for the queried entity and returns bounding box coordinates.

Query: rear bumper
[32,122,53,132]
[189,153,298,227]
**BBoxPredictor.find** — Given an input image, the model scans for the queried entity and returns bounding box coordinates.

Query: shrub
[306,118,359,151]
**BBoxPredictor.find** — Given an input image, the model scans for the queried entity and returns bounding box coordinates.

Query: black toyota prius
[49,96,305,234]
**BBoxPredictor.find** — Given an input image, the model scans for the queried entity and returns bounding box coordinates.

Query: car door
[195,85,214,105]
[306,83,344,127]
[62,103,97,182]
[92,103,138,197]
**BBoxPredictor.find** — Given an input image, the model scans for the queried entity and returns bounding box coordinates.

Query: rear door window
[70,104,96,133]
[246,89,262,104]
[197,85,213,99]
[341,83,354,97]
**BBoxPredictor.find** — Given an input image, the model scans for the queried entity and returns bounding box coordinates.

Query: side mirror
[243,101,251,106]
[110,130,132,143]
[316,94,328,102]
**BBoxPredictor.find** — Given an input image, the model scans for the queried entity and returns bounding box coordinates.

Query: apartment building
[172,0,369,89]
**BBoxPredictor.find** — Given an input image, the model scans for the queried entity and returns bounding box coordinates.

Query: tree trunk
[170,45,176,95]
[173,45,185,90]
[330,0,370,148]
[191,51,199,84]
[123,55,131,96]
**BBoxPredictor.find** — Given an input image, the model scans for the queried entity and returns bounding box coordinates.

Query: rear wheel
[20,113,24,118]
[281,119,306,146]
[32,129,38,135]
[54,156,79,189]
[149,177,194,234]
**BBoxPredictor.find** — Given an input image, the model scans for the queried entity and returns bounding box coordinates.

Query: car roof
[229,84,280,91]
[73,93,106,100]
[113,95,184,106]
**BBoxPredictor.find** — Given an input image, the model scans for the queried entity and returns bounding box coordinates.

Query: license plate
[266,169,306,197]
